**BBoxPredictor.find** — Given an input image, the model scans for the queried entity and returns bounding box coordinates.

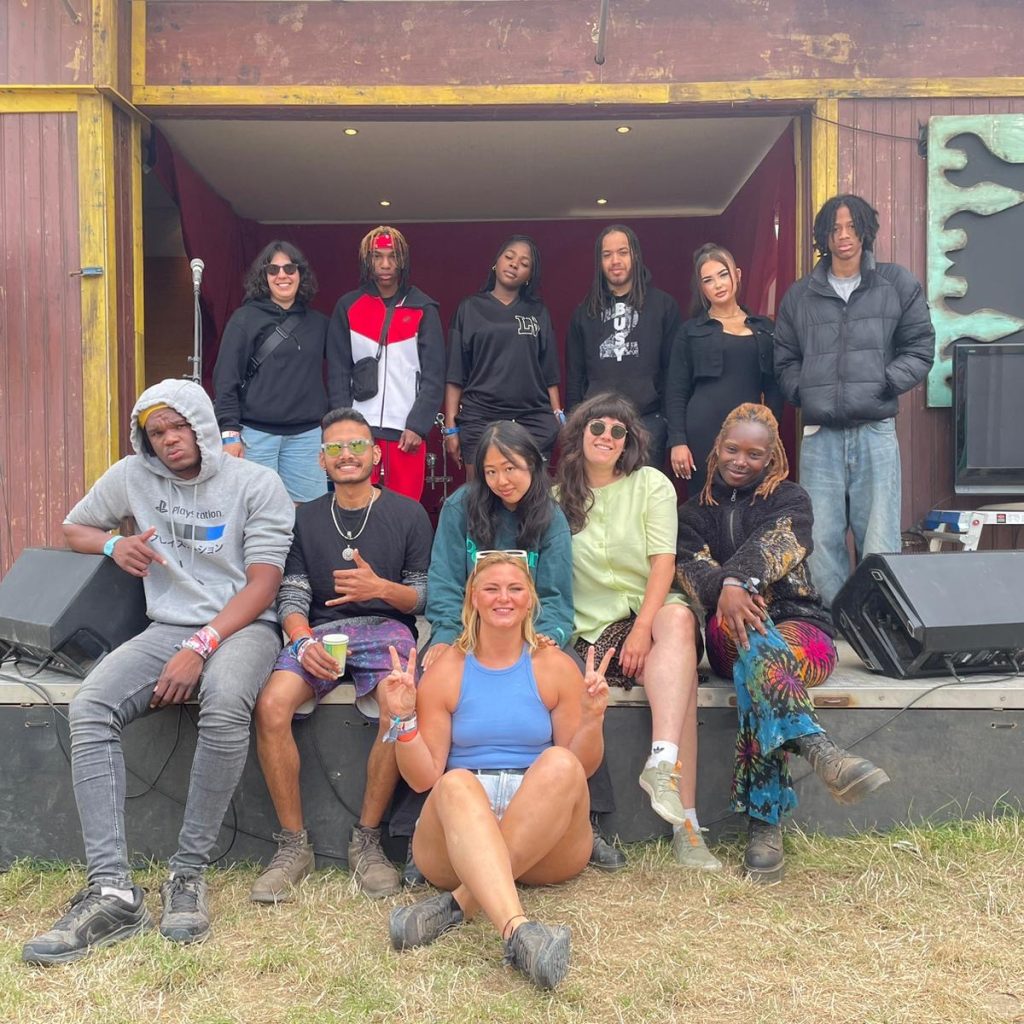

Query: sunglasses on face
[587,420,628,440]
[321,439,372,457]
[266,262,299,277]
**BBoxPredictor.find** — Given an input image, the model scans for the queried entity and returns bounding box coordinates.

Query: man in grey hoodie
[23,379,294,965]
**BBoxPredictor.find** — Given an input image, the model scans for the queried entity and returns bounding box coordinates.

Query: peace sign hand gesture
[381,645,418,720]
[581,645,614,720]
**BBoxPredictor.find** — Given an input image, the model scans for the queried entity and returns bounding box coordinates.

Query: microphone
[190,258,205,293]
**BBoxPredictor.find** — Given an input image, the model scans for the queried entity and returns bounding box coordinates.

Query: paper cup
[321,633,349,678]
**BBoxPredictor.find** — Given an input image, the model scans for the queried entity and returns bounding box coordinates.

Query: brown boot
[797,732,890,805]
[743,817,784,884]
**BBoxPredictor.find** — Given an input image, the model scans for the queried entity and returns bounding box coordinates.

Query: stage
[1,640,1021,871]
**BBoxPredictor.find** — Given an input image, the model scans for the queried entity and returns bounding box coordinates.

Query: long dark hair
[243,240,318,304]
[555,392,649,535]
[689,242,742,317]
[583,224,651,319]
[481,234,542,303]
[466,421,554,551]
[813,194,879,258]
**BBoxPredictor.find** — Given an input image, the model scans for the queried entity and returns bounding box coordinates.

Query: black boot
[744,817,784,884]
[797,732,890,806]
[588,814,627,872]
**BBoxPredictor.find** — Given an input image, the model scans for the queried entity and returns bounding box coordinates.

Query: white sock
[646,741,679,770]
[673,808,701,835]
[100,885,136,906]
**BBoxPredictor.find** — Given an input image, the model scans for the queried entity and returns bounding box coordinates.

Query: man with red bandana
[327,227,445,501]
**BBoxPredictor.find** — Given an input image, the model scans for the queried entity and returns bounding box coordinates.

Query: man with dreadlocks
[327,226,445,501]
[565,225,681,470]
[676,402,889,882]
[774,194,934,607]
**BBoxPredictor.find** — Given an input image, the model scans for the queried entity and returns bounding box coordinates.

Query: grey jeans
[69,620,280,887]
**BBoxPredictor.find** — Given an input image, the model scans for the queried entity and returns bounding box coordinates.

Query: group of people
[22,192,934,991]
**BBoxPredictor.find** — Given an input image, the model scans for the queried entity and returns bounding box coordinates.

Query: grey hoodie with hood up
[64,379,294,627]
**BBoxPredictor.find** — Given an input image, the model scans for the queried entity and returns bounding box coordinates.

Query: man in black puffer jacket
[774,194,934,606]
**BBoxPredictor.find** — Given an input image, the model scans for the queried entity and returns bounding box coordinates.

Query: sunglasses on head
[474,549,530,565]
[266,262,299,276]
[587,420,628,440]
[321,439,372,457]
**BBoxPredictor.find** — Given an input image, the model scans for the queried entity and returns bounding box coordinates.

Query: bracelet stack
[383,712,418,744]
[289,626,314,660]
[182,625,221,661]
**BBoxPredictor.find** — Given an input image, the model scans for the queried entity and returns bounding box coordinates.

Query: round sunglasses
[587,420,628,440]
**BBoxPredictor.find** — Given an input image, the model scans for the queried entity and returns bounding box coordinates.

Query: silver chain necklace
[330,490,378,561]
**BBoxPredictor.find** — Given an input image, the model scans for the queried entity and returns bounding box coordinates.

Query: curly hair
[555,392,649,535]
[701,402,789,506]
[812,194,879,258]
[358,225,410,293]
[584,224,651,320]
[243,240,318,304]
[466,421,553,552]
[454,552,539,654]
[481,234,542,303]
[689,242,743,317]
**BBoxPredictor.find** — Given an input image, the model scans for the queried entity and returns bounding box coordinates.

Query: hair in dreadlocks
[481,234,542,303]
[701,402,789,506]
[689,242,742,318]
[812,194,879,259]
[358,225,411,292]
[584,224,651,320]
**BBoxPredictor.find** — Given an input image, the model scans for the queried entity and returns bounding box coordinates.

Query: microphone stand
[187,261,204,384]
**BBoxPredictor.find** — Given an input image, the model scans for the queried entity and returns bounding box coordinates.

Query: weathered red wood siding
[143,0,1024,88]
[0,0,94,86]
[836,97,1024,539]
[0,112,84,575]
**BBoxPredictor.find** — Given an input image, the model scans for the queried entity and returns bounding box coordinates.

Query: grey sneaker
[159,874,210,944]
[22,885,151,965]
[389,891,464,950]
[503,921,572,990]
[638,760,686,826]
[251,829,315,904]
[671,821,723,871]
[348,825,400,898]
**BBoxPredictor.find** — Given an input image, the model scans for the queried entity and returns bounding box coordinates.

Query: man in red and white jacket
[327,227,445,501]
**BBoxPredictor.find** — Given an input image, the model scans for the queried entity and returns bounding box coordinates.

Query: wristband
[383,712,417,744]
[292,636,315,660]
[182,625,221,661]
[442,426,460,436]
[289,625,314,644]
[102,535,123,558]
[722,576,761,594]
[221,430,242,446]
[553,409,566,425]
[396,726,419,743]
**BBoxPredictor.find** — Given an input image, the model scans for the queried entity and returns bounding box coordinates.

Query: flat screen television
[953,337,1024,495]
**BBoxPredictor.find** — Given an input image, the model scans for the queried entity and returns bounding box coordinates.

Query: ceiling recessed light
[379,199,391,207]
[596,197,608,205]
[343,128,359,136]
[615,125,631,134]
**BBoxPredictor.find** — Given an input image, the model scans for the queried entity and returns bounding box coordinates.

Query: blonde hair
[701,403,789,505]
[454,552,540,654]
[358,225,410,291]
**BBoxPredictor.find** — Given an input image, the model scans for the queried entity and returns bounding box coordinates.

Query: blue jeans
[242,425,325,503]
[69,620,281,887]
[798,419,902,608]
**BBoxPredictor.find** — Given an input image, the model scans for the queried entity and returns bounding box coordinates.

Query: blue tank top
[447,646,553,770]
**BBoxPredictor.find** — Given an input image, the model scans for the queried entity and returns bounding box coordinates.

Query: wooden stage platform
[1,641,1021,870]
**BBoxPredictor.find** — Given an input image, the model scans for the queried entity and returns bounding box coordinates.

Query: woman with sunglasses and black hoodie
[555,392,718,873]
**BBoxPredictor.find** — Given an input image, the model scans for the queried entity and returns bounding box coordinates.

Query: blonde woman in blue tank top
[382,552,613,990]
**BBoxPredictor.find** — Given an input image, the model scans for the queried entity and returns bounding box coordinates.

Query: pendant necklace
[330,490,378,561]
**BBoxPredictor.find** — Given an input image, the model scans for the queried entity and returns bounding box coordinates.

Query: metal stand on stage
[186,257,205,383]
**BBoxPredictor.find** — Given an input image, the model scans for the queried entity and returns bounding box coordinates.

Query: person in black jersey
[443,235,564,475]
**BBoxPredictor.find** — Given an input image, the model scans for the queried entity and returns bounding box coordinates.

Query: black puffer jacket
[676,476,833,635]
[773,252,934,427]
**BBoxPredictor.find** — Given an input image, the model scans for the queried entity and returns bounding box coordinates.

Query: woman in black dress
[666,243,782,495]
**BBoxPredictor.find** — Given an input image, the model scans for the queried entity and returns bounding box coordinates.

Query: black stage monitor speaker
[0,547,149,677]
[833,551,1024,678]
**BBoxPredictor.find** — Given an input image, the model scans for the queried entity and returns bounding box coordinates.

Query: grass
[2,816,1023,1024]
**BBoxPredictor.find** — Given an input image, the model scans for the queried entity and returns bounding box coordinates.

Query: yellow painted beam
[810,98,840,222]
[91,0,116,88]
[130,77,1024,110]
[0,91,80,113]
[131,119,146,396]
[77,93,120,486]
[131,0,147,90]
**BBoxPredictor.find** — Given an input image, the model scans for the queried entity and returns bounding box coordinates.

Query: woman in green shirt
[556,392,718,871]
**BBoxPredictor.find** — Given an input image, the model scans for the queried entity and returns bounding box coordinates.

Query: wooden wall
[0,0,94,85]
[0,111,84,575]
[837,97,1024,534]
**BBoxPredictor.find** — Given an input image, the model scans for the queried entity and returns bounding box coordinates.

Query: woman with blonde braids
[676,403,889,882]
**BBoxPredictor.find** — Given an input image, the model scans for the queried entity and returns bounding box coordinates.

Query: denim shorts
[469,768,527,820]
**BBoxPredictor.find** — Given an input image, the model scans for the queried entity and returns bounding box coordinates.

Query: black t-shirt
[447,293,560,419]
[285,487,433,632]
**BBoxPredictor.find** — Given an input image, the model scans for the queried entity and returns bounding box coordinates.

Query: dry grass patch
[2,817,1023,1024]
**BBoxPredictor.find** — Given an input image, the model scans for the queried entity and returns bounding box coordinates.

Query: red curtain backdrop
[154,122,796,503]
